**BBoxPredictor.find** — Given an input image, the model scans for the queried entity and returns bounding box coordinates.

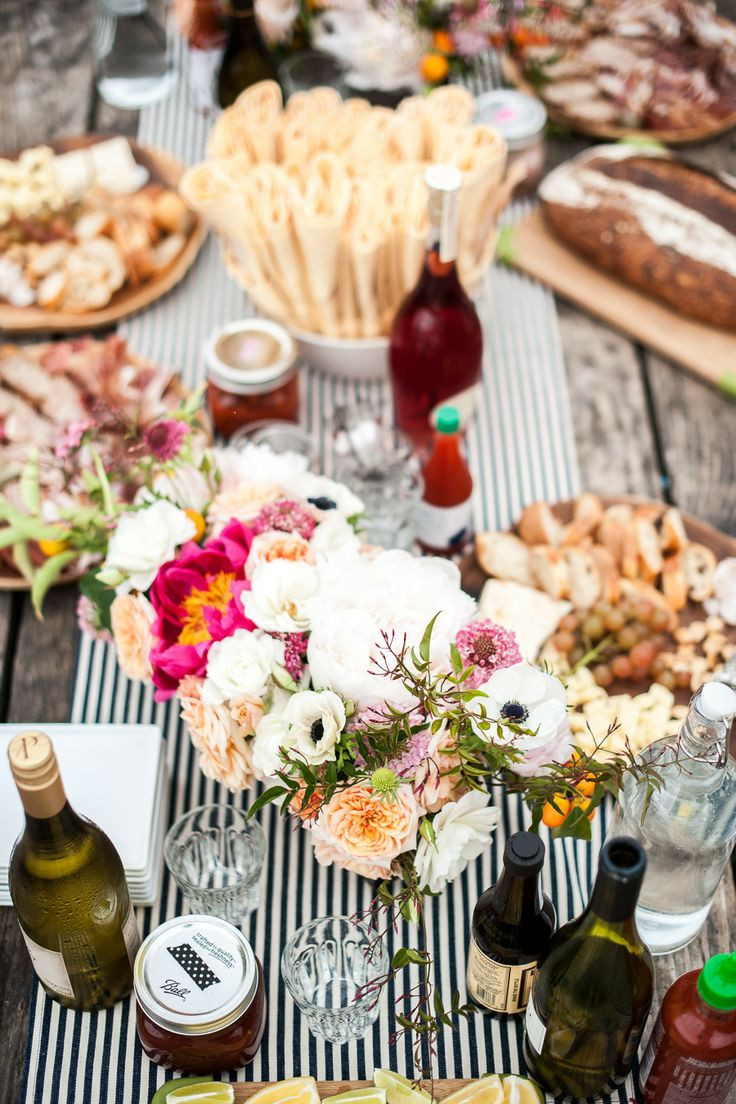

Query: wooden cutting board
[232,1083,469,1103]
[508,208,736,397]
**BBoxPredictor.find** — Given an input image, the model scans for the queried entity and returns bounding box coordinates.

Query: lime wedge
[151,1078,214,1104]
[374,1070,434,1104]
[167,1085,234,1104]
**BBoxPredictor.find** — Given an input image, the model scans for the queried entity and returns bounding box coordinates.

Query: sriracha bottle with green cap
[639,953,736,1103]
[415,404,473,555]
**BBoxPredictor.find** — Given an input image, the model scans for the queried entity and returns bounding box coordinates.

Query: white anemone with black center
[472,662,568,751]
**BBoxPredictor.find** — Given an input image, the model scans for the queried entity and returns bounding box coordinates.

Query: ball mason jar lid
[474,90,547,151]
[134,914,259,1036]
[205,319,298,396]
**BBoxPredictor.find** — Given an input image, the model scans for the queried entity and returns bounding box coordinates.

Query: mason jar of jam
[205,319,300,439]
[133,915,266,1073]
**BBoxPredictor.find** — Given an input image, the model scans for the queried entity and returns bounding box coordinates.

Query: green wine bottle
[523,836,654,1099]
[8,730,140,1010]
[216,0,278,108]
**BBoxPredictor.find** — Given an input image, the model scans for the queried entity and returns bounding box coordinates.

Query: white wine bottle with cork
[7,730,140,1010]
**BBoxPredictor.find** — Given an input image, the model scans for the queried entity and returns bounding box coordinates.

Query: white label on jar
[122,904,141,967]
[524,995,547,1056]
[415,496,473,550]
[19,926,75,1000]
[467,937,537,1013]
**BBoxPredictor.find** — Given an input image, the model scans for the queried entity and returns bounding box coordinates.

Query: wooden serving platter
[461,494,736,704]
[507,208,736,395]
[232,1083,470,1103]
[501,54,736,145]
[0,135,206,334]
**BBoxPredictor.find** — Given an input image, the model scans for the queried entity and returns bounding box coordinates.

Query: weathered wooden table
[1,3,736,1103]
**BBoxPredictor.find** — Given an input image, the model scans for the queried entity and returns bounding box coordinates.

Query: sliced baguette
[635,517,663,583]
[475,531,535,587]
[561,492,604,546]
[597,504,632,566]
[619,578,677,631]
[530,545,570,600]
[682,543,717,602]
[662,553,688,612]
[518,501,563,546]
[660,507,689,553]
[564,546,602,610]
[591,545,620,605]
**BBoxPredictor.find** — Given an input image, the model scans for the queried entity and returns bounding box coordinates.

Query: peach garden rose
[110,592,155,682]
[179,675,255,792]
[311,783,420,880]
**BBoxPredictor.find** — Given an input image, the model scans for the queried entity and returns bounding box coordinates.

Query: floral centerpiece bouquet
[51,435,655,1057]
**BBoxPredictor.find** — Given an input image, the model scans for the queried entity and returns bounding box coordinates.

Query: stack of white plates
[0,723,167,906]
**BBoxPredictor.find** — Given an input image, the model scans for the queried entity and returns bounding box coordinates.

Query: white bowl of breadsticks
[180,80,515,378]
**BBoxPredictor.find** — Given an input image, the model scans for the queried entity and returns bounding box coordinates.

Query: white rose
[414,790,500,894]
[202,630,284,706]
[284,689,346,766]
[307,550,476,708]
[104,500,196,594]
[252,710,294,779]
[283,471,364,519]
[310,513,360,558]
[242,560,319,632]
[211,442,307,493]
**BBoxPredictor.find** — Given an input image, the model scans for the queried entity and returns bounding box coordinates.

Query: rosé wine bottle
[389,164,483,454]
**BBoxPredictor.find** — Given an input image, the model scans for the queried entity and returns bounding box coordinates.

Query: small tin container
[134,914,266,1073]
[205,319,299,439]
[474,89,547,194]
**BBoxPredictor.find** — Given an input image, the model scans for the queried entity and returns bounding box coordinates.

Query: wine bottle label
[524,995,547,1055]
[638,1013,663,1088]
[467,938,537,1013]
[122,904,141,967]
[415,495,473,551]
[19,925,74,1000]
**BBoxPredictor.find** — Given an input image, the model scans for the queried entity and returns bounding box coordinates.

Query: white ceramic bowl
[289,326,389,381]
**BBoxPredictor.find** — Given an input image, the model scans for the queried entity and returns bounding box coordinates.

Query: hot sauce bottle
[389,164,483,453]
[639,953,736,1104]
[415,405,473,556]
[467,831,556,1015]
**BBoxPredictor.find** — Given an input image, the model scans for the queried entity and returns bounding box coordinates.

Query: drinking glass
[164,804,266,924]
[278,50,348,99]
[230,420,318,469]
[281,916,388,1043]
[330,402,422,550]
[94,0,179,110]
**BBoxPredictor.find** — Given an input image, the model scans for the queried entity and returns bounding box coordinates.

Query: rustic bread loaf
[539,146,736,330]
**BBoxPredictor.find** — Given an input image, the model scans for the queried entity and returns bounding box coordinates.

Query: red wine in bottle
[389,164,483,454]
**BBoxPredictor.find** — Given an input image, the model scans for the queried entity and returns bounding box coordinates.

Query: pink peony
[252,499,316,540]
[148,519,255,700]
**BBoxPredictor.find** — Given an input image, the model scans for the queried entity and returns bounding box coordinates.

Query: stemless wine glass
[94,0,179,109]
[281,916,388,1043]
[331,401,422,550]
[164,804,266,924]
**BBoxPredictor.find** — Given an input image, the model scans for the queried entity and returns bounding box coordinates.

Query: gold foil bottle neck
[8,730,67,818]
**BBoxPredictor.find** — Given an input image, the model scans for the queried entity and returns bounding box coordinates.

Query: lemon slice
[247,1078,321,1104]
[499,1075,544,1104]
[441,1076,504,1104]
[324,1091,387,1104]
[167,1085,234,1104]
[374,1070,434,1104]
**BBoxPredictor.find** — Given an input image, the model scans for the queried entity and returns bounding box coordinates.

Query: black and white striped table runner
[20,46,633,1104]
